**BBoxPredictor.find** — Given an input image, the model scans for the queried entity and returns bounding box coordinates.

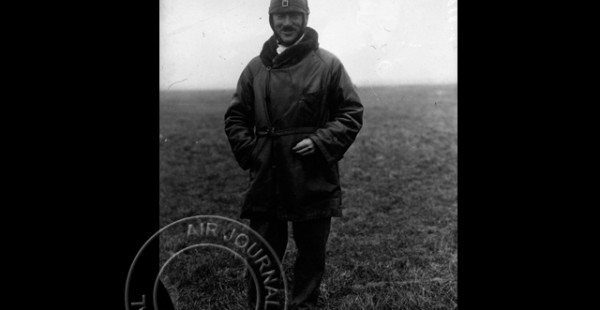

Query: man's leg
[247,218,288,310]
[290,217,332,310]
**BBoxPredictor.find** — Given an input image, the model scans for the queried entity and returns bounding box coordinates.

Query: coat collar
[260,27,319,68]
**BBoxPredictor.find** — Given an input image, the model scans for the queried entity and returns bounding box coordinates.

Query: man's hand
[292,138,316,156]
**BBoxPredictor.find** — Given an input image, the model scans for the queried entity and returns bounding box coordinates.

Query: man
[224,0,363,309]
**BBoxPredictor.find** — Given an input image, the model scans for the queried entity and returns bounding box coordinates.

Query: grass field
[159,84,457,309]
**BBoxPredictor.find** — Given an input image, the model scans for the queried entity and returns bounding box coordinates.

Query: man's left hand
[292,138,316,156]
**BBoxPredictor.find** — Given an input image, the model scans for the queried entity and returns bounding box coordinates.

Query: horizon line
[160,82,457,92]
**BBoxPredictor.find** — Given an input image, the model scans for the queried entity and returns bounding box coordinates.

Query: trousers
[247,217,331,310]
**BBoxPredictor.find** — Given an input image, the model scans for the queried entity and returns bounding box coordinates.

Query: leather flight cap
[269,0,310,15]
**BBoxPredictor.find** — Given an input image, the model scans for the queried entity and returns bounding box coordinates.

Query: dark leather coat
[224,27,363,221]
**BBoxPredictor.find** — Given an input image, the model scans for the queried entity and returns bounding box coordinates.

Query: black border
[20,2,161,308]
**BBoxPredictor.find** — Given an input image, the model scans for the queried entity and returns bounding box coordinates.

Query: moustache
[278,26,299,32]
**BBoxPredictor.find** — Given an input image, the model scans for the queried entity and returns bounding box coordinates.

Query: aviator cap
[269,0,310,15]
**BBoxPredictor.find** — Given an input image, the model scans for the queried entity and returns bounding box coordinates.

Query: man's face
[272,12,304,45]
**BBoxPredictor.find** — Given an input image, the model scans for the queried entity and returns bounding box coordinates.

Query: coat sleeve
[224,65,256,170]
[309,59,364,165]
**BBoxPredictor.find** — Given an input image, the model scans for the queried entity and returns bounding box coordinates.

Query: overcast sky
[160,0,457,90]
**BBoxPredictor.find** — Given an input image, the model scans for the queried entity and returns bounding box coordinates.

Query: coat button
[266,66,271,71]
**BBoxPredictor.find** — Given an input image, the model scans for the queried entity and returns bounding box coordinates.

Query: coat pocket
[299,89,325,109]
[249,136,267,167]
[249,141,259,166]
[296,89,326,122]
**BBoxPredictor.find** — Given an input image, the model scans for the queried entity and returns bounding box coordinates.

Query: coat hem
[240,198,342,221]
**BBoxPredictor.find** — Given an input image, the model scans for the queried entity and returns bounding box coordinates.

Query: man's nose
[283,15,292,25]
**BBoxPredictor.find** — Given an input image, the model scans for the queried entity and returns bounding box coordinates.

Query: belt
[256,127,318,137]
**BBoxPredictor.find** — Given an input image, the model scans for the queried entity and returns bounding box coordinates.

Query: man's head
[269,0,310,46]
